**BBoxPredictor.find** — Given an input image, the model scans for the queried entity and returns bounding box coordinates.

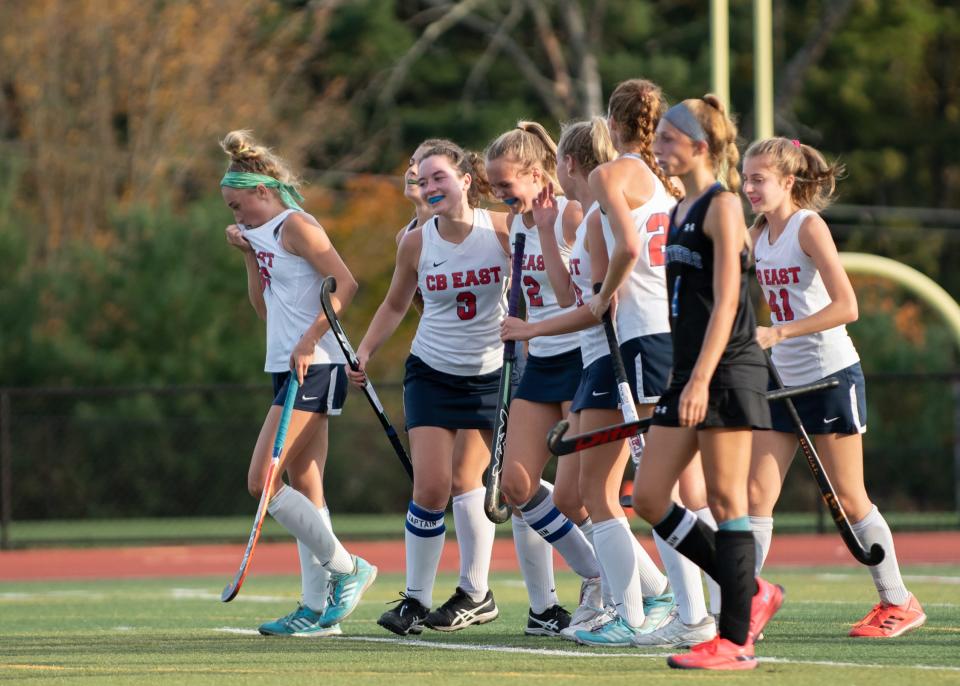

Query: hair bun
[221,129,259,160]
[701,94,725,114]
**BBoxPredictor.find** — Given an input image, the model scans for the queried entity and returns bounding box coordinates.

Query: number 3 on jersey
[456,291,477,320]
[646,213,669,267]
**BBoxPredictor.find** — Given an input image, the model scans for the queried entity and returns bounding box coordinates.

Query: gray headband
[663,103,707,142]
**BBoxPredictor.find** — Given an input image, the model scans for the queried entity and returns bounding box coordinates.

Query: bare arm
[282,213,358,382]
[532,185,581,308]
[757,214,857,348]
[349,230,422,382]
[679,193,746,426]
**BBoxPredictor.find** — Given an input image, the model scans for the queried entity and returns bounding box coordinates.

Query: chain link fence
[2,372,958,548]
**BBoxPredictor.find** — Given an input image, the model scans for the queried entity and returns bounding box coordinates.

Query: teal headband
[220,171,305,211]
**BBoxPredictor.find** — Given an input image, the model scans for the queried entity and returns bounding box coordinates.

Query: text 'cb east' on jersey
[509,196,582,357]
[599,154,675,343]
[241,209,346,373]
[410,209,510,376]
[753,208,859,386]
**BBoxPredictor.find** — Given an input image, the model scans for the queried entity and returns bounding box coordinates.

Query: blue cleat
[573,614,639,646]
[319,556,378,627]
[258,603,343,637]
[640,590,676,632]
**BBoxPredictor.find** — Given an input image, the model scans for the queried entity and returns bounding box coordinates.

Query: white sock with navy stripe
[298,505,333,612]
[852,506,910,606]
[268,486,353,574]
[592,517,646,628]
[695,507,722,615]
[512,514,558,614]
[405,501,446,608]
[519,483,602,580]
[654,529,708,625]
[452,487,495,603]
[579,518,614,608]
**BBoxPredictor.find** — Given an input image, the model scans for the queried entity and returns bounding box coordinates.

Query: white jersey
[600,154,674,341]
[569,203,609,367]
[411,209,510,375]
[242,209,346,373]
[509,196,581,357]
[754,209,860,386]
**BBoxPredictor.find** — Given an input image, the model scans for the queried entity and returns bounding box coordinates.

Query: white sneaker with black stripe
[525,604,571,636]
[424,587,499,632]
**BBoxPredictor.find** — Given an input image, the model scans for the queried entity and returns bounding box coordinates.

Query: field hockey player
[219,130,377,636]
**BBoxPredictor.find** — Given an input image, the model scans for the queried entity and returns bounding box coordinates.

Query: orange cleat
[849,594,926,638]
[667,636,757,670]
[748,577,784,643]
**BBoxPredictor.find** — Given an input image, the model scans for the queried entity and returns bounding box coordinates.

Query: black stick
[547,377,842,456]
[484,232,527,524]
[765,351,884,566]
[320,277,413,481]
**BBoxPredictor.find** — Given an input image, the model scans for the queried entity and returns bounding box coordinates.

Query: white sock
[695,507,722,615]
[592,518,645,628]
[268,486,353,574]
[580,518,614,608]
[519,483,601,579]
[750,515,775,576]
[452,487,496,602]
[654,531,708,625]
[631,533,668,598]
[851,506,910,606]
[298,505,332,611]
[512,515,558,613]
[405,500,446,607]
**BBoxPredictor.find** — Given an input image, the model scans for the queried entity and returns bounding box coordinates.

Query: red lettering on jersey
[426,274,448,291]
[256,251,275,268]
[490,266,503,282]
[788,266,801,283]
[464,270,480,287]
[569,258,581,276]
[479,268,491,285]
[452,272,463,288]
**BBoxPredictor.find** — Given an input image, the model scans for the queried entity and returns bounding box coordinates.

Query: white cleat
[560,606,614,642]
[631,607,717,648]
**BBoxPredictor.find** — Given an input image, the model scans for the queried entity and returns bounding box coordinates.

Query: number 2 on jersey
[646,213,669,267]
[767,288,795,322]
[523,275,543,307]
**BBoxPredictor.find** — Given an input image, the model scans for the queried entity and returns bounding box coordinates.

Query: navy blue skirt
[402,355,516,431]
[514,348,582,404]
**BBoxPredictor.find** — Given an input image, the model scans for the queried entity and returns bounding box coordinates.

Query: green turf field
[1,567,958,685]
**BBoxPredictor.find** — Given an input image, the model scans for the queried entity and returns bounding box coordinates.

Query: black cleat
[524,604,572,636]
[377,593,429,636]
[424,587,499,632]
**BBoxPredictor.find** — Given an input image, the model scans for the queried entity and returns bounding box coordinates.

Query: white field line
[211,628,960,671]
[171,588,288,603]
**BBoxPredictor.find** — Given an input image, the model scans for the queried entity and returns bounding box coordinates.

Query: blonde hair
[220,129,301,189]
[557,117,617,176]
[419,141,493,208]
[744,138,843,231]
[485,121,560,188]
[678,95,741,193]
[607,79,682,201]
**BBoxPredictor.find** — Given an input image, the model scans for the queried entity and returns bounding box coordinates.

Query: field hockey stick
[484,231,527,524]
[595,284,645,465]
[547,376,842,456]
[765,351,884,566]
[320,277,413,481]
[221,377,299,602]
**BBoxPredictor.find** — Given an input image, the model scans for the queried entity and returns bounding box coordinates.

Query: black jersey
[664,183,766,390]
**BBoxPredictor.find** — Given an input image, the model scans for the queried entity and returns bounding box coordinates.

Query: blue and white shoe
[318,556,378,627]
[640,590,676,633]
[258,603,343,637]
[573,614,639,646]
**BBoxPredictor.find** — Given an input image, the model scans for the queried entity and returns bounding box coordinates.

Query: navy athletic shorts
[514,348,582,404]
[570,333,672,413]
[402,354,516,431]
[769,362,866,435]
[272,364,347,415]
